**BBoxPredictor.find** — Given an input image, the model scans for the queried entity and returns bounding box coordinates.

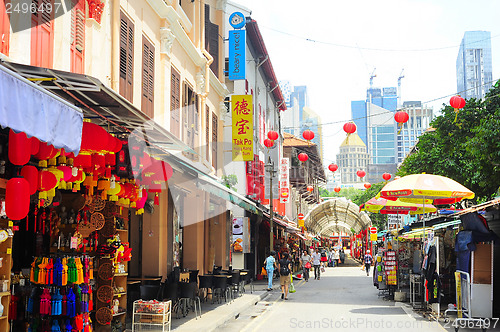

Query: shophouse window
[212,112,218,169]
[119,11,134,102]
[142,35,154,118]
[206,105,210,161]
[31,0,54,68]
[70,0,85,73]
[204,4,219,77]
[170,67,181,137]
[182,82,199,161]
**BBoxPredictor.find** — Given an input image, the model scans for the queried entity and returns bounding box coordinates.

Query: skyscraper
[456,31,493,100]
[336,132,370,188]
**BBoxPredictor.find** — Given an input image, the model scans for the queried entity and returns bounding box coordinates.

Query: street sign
[298,213,304,219]
[370,227,377,234]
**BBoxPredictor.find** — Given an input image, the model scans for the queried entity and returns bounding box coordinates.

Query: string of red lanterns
[449,95,466,122]
[302,130,315,141]
[298,152,309,162]
[328,164,338,172]
[382,173,391,181]
[394,111,409,134]
[356,170,366,178]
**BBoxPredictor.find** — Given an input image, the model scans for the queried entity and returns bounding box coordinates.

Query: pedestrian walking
[339,249,346,264]
[264,251,276,291]
[278,252,292,300]
[300,250,312,282]
[311,248,321,280]
[364,250,373,276]
[333,249,340,266]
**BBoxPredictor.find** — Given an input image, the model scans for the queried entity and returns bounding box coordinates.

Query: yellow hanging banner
[231,95,253,161]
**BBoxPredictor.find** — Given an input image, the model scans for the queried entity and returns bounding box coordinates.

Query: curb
[174,291,270,331]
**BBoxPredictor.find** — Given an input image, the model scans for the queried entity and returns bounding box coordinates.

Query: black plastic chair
[189,270,199,283]
[162,282,180,317]
[178,282,201,319]
[198,275,213,302]
[143,275,162,285]
[240,270,254,293]
[231,271,241,297]
[212,276,229,304]
[139,285,161,301]
[213,266,222,275]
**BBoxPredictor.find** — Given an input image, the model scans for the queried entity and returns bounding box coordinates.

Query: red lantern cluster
[328,164,338,172]
[356,170,366,178]
[382,173,391,181]
[302,130,314,141]
[298,153,308,162]
[343,122,356,134]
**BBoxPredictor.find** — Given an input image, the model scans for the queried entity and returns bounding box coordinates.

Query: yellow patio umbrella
[363,196,437,214]
[379,173,474,241]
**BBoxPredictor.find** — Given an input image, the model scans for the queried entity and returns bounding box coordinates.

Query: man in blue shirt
[264,251,276,290]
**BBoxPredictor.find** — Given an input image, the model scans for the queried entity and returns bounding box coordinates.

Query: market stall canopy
[379,173,474,205]
[305,198,370,236]
[0,62,83,154]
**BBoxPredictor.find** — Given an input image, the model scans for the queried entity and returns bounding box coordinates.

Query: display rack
[410,273,425,309]
[132,300,171,332]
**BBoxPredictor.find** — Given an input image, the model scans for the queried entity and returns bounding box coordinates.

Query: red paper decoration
[334,187,341,193]
[267,131,278,141]
[394,111,409,124]
[302,130,314,141]
[298,153,309,162]
[80,122,110,153]
[31,137,40,155]
[364,183,371,189]
[343,122,356,134]
[382,173,391,181]
[33,141,55,161]
[6,178,30,220]
[20,165,39,195]
[38,171,58,192]
[8,130,31,165]
[306,185,314,192]
[450,95,466,109]
[328,164,338,172]
[356,170,366,178]
[263,139,274,148]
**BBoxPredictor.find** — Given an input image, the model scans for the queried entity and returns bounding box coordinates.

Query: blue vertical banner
[229,30,246,80]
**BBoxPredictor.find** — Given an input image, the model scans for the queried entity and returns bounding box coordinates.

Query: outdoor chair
[139,285,161,301]
[212,276,230,304]
[189,270,199,283]
[240,269,254,293]
[162,282,180,317]
[178,282,201,319]
[231,271,241,297]
[198,275,214,302]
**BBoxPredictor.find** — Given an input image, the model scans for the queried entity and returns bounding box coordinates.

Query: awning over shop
[295,233,306,241]
[263,212,300,232]
[0,62,83,154]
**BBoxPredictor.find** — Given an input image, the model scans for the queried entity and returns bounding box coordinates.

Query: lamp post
[265,156,277,250]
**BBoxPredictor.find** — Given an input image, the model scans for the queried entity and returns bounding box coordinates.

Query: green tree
[398,80,500,202]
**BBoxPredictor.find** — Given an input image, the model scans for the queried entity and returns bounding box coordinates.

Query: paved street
[218,257,447,332]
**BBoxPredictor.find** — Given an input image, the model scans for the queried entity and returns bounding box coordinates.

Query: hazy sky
[231,0,500,163]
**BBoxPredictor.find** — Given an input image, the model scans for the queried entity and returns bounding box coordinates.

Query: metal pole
[270,172,274,250]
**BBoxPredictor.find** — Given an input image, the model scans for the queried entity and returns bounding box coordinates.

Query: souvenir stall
[0,122,172,332]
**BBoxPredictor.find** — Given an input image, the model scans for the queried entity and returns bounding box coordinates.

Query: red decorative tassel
[154,193,159,206]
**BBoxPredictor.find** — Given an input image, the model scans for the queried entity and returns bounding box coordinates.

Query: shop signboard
[279,158,289,203]
[232,217,250,253]
[228,12,246,81]
[231,95,253,161]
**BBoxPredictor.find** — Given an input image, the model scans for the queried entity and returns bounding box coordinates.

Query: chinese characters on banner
[232,95,253,161]
[279,158,290,203]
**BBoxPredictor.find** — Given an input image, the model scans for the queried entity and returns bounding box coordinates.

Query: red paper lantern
[34,142,55,161]
[302,130,314,141]
[38,171,58,192]
[450,95,466,109]
[267,131,278,141]
[328,164,338,172]
[382,173,391,181]
[334,187,341,193]
[263,139,274,148]
[343,122,356,134]
[8,130,31,165]
[356,170,366,178]
[110,137,123,154]
[6,178,30,220]
[21,165,39,195]
[57,166,73,182]
[394,111,409,124]
[73,153,92,168]
[364,183,371,189]
[31,137,40,155]
[306,185,314,192]
[80,122,110,153]
[298,153,309,162]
